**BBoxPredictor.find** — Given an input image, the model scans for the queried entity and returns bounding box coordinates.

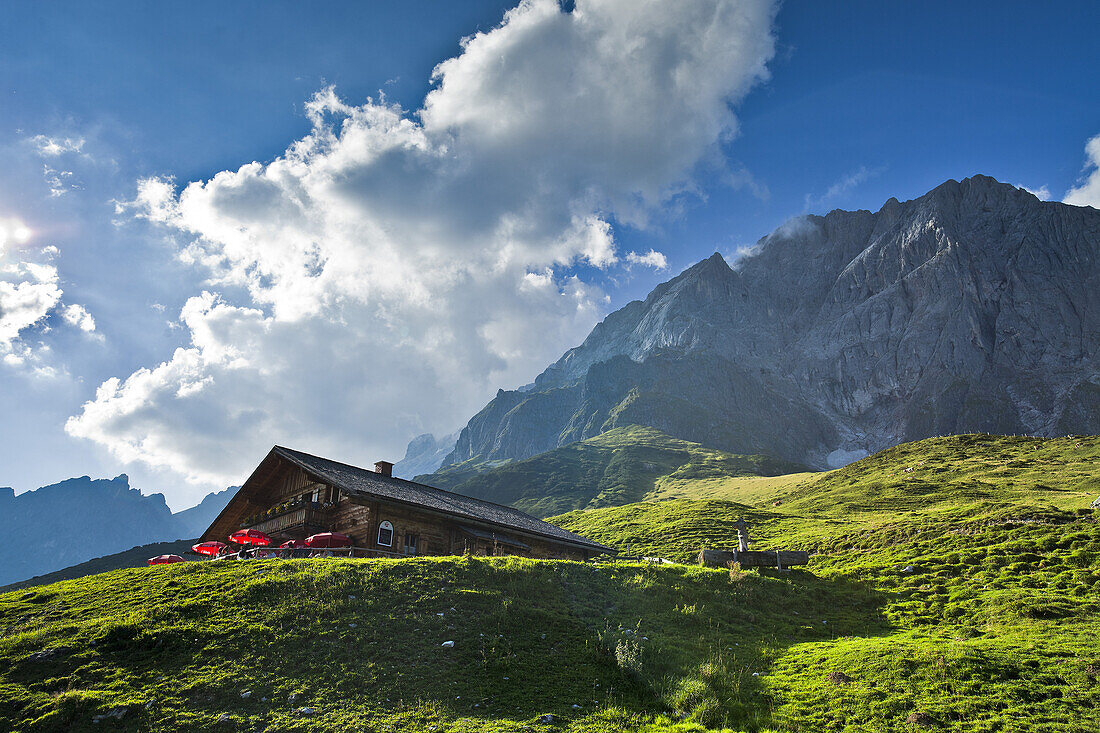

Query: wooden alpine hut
[201,446,612,560]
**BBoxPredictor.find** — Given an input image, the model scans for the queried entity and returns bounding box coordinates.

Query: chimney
[374,460,394,478]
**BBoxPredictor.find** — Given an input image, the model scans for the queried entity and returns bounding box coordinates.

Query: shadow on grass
[0,558,895,732]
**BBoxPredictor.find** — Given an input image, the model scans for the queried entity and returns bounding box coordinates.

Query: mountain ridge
[435,175,1100,474]
[0,476,232,586]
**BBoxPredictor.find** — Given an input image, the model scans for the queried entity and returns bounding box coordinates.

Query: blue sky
[1,0,1098,507]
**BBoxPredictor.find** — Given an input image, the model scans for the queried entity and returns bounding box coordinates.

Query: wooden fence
[698,548,810,570]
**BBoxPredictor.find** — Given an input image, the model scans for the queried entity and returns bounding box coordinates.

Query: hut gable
[201,445,612,558]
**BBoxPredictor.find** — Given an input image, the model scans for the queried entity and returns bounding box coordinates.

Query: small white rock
[441,640,455,648]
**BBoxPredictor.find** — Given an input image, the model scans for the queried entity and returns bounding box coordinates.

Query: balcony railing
[243,501,331,535]
[242,546,409,560]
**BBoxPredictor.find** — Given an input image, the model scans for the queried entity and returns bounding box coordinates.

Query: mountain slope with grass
[422,426,809,518]
[2,433,1099,732]
[552,433,1100,559]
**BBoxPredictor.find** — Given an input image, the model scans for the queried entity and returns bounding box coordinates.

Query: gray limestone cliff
[394,431,460,479]
[436,176,1100,472]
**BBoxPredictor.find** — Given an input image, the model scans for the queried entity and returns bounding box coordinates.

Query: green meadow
[2,432,1098,732]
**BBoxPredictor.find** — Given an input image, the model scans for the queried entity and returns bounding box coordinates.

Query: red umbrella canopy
[279,540,300,548]
[147,554,185,565]
[192,541,227,556]
[229,529,273,546]
[305,532,352,548]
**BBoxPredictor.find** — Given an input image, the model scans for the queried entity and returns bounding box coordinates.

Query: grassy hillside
[423,426,809,518]
[3,433,1099,732]
[546,434,1100,731]
[0,557,881,733]
[554,434,1100,555]
[430,430,1099,524]
[725,433,1099,520]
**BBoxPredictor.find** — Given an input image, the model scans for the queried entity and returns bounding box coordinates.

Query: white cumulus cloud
[61,303,96,332]
[0,260,62,354]
[625,249,668,269]
[1065,133,1100,208]
[68,0,778,486]
[0,223,96,369]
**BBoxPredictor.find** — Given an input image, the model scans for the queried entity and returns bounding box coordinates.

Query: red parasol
[147,554,185,565]
[229,529,273,546]
[305,532,352,548]
[192,541,228,556]
[279,540,302,548]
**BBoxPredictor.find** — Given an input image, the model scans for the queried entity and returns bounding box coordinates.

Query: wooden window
[403,533,419,555]
[377,520,394,547]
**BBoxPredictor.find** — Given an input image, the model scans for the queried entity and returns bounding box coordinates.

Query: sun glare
[0,217,34,250]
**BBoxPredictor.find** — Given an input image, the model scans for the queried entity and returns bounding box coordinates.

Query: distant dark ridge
[0,538,198,593]
[0,475,233,587]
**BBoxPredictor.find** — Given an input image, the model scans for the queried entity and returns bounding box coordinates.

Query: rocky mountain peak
[437,175,1100,472]
[395,430,461,478]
